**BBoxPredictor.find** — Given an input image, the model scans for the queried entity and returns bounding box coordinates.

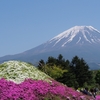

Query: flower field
[0,61,99,100]
[0,78,94,100]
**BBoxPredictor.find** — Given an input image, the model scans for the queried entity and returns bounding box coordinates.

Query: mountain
[0,26,100,70]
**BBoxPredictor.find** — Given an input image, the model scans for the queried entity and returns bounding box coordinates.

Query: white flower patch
[0,60,51,84]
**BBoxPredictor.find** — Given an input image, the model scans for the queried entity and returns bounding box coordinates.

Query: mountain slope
[0,26,100,69]
[21,26,100,56]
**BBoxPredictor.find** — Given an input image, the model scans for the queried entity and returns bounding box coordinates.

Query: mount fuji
[0,26,100,70]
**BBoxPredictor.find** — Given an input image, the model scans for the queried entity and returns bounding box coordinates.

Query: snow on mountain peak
[49,26,100,47]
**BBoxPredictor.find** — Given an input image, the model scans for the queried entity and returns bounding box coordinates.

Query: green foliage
[57,71,78,87]
[38,54,95,88]
[38,64,67,79]
[95,70,100,85]
[46,56,56,66]
[48,65,67,79]
[70,56,94,87]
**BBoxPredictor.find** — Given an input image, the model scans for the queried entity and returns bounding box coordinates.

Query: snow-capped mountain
[0,26,100,70]
[36,26,100,52]
[49,26,100,46]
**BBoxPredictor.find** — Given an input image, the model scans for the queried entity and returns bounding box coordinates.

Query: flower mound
[0,78,94,100]
[0,61,51,83]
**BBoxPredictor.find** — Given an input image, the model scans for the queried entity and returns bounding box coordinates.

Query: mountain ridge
[0,26,100,70]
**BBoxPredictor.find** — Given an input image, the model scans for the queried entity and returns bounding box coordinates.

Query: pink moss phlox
[0,78,95,99]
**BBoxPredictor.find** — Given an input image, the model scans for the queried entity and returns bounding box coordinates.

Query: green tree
[47,64,67,79]
[38,64,67,79]
[57,54,63,61]
[46,56,56,66]
[38,59,45,70]
[38,55,94,88]
[57,70,78,87]
[95,70,100,85]
[70,56,93,87]
[56,54,68,69]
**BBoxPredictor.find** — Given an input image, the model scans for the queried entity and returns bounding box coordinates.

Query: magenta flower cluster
[0,78,94,100]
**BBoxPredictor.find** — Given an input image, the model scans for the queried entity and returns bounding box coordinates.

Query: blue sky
[0,0,100,57]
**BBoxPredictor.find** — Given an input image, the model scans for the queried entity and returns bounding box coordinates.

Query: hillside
[0,60,51,83]
[0,60,95,99]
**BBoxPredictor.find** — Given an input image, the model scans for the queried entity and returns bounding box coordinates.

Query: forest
[38,54,100,90]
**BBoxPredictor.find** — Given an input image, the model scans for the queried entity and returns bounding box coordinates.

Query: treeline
[37,54,100,88]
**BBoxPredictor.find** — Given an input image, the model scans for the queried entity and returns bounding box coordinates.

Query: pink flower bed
[96,95,100,100]
[0,78,94,100]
